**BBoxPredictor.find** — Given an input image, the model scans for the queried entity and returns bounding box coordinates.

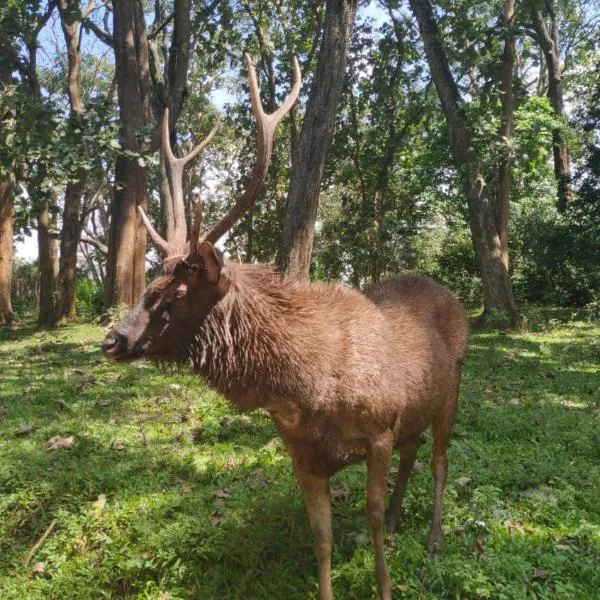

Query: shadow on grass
[1,322,599,598]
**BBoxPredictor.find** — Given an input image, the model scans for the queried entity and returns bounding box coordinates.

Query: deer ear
[199,242,231,298]
[199,241,221,284]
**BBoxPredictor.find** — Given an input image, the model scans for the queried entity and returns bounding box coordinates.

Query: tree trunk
[56,0,87,324]
[57,178,84,322]
[38,201,59,326]
[0,174,15,326]
[532,1,572,213]
[105,0,150,308]
[409,0,519,327]
[496,0,515,271]
[279,0,358,281]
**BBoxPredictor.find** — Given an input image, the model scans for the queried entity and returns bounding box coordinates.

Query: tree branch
[82,17,113,47]
[81,233,108,254]
[148,11,174,40]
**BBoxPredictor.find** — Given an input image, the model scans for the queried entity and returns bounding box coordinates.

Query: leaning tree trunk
[532,1,572,213]
[0,174,15,325]
[409,0,519,327]
[279,0,358,281]
[496,0,516,270]
[105,0,150,308]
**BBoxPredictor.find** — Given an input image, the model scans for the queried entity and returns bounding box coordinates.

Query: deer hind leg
[294,467,333,600]
[385,439,420,533]
[366,432,394,600]
[428,376,460,556]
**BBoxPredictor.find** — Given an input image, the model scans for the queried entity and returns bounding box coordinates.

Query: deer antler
[199,53,301,246]
[138,108,220,257]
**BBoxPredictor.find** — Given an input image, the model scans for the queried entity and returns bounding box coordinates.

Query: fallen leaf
[533,567,550,579]
[76,375,97,392]
[97,398,112,408]
[249,468,270,487]
[181,484,194,496]
[214,498,226,509]
[112,440,126,451]
[455,476,471,487]
[555,544,571,551]
[47,435,74,451]
[15,424,35,437]
[54,399,68,410]
[213,488,230,499]
[169,383,182,391]
[92,494,107,512]
[219,417,231,428]
[0,405,7,416]
[31,562,45,575]
[210,512,223,526]
[397,584,409,593]
[158,593,170,600]
[331,483,350,502]
[187,428,202,441]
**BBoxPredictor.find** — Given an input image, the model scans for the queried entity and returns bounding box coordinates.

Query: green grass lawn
[1,316,599,599]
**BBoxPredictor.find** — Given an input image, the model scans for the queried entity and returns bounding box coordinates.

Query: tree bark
[409,0,519,327]
[105,0,150,308]
[56,0,86,324]
[496,0,515,271]
[531,0,572,213]
[0,174,15,325]
[0,34,16,326]
[279,0,358,281]
[38,201,59,326]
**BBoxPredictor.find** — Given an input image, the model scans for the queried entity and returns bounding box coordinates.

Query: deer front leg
[294,467,333,600]
[367,432,394,600]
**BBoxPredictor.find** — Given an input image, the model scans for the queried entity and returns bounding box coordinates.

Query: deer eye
[174,284,188,299]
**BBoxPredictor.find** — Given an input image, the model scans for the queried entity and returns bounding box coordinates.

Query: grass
[0,315,599,599]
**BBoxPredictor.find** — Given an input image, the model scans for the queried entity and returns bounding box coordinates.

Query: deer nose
[101,331,127,358]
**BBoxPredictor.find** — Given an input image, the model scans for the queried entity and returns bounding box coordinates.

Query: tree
[526,0,573,212]
[279,0,358,281]
[408,0,519,326]
[21,0,60,326]
[55,0,93,324]
[0,173,14,326]
[105,0,150,308]
[497,0,516,270]
[0,18,18,326]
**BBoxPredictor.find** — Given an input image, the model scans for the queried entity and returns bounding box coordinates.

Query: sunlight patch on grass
[1,317,599,599]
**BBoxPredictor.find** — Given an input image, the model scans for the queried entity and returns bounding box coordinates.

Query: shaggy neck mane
[190,263,320,406]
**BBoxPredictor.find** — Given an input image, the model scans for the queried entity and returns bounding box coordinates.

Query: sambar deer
[102,54,468,600]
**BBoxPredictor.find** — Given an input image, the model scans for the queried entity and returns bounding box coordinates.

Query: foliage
[0,318,599,598]
[75,278,104,321]
[10,259,39,318]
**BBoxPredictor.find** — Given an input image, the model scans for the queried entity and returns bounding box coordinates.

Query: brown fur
[103,256,468,600]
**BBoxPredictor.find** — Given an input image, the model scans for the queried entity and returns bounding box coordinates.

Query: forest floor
[0,313,599,599]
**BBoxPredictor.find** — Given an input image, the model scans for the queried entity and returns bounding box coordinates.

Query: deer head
[102,54,301,363]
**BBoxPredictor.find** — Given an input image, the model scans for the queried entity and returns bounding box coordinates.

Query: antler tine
[140,107,220,257]
[138,205,170,257]
[202,53,301,246]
